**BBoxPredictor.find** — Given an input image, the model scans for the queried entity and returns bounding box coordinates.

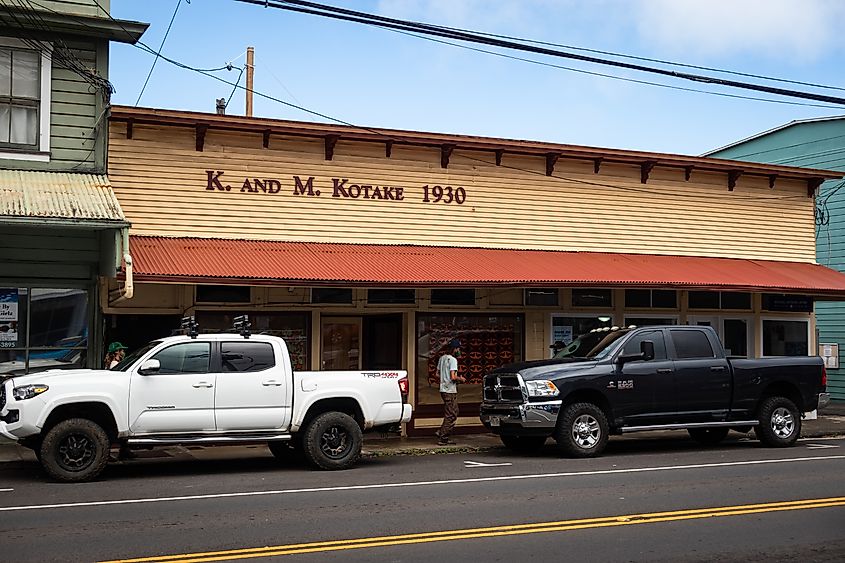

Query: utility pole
[245,46,254,117]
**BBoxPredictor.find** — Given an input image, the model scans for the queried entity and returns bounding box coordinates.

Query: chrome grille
[483,373,525,404]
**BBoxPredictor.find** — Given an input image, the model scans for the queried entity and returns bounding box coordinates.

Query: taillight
[822,364,827,389]
[398,377,409,400]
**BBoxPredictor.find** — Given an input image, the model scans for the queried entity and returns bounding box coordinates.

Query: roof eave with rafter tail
[110,106,843,194]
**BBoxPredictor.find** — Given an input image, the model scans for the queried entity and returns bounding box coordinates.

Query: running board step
[621,420,758,433]
[128,434,292,445]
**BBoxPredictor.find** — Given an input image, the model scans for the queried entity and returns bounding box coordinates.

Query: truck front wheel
[302,412,363,470]
[500,435,547,453]
[39,418,110,482]
[555,402,609,458]
[755,397,801,447]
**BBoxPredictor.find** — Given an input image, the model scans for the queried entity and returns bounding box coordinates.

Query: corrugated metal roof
[0,171,127,223]
[130,236,845,297]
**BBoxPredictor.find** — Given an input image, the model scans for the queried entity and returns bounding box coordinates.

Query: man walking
[436,338,465,445]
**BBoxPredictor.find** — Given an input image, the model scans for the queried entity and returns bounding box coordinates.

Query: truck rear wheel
[39,418,110,482]
[302,412,363,470]
[688,427,729,445]
[755,397,801,447]
[555,402,609,458]
[500,435,546,453]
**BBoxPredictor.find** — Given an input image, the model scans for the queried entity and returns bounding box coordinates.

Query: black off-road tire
[688,427,729,445]
[39,418,110,482]
[555,402,609,458]
[755,396,801,447]
[302,412,363,470]
[500,435,547,453]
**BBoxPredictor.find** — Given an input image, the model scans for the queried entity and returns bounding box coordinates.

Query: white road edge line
[0,489,12,492]
[1,455,844,513]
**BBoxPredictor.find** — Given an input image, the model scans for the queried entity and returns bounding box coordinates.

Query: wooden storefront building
[103,106,845,434]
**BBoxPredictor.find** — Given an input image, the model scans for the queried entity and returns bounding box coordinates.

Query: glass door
[321,317,362,370]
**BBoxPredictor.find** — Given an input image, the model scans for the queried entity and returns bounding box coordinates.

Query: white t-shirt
[438,354,459,393]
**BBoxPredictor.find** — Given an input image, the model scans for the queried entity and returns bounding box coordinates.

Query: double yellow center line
[104,496,845,562]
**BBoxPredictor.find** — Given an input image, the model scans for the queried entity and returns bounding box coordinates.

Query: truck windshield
[110,341,161,372]
[588,330,632,360]
[554,328,632,360]
[554,331,609,359]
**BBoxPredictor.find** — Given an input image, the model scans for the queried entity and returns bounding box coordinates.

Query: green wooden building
[708,115,845,401]
[0,0,146,375]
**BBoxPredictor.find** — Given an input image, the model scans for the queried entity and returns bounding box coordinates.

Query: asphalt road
[1,436,844,562]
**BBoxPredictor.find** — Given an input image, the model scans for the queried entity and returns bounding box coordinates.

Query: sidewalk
[2,403,843,464]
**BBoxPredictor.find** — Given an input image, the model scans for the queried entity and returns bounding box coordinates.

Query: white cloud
[620,0,845,62]
[376,0,845,63]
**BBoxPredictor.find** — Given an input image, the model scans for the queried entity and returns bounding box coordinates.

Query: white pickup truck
[0,331,412,482]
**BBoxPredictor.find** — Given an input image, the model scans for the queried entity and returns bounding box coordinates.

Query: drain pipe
[110,229,134,304]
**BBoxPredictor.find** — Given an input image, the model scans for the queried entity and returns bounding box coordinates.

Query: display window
[0,287,89,376]
[762,318,810,356]
[416,313,523,407]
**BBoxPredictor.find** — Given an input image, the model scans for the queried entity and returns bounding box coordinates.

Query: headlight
[525,380,559,398]
[13,384,49,401]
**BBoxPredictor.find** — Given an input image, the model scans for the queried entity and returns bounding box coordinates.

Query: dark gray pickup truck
[480,325,830,457]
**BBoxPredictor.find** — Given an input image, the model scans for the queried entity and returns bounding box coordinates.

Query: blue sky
[108,0,845,156]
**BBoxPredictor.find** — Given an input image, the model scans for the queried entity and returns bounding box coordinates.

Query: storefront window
[572,289,612,308]
[551,316,612,349]
[431,289,476,306]
[525,288,559,306]
[312,288,353,304]
[763,319,809,356]
[625,289,677,309]
[416,314,523,406]
[0,287,89,376]
[196,285,251,303]
[196,312,309,370]
[368,289,415,304]
[689,291,751,310]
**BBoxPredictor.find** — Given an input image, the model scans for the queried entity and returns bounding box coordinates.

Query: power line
[135,0,183,106]
[225,64,245,109]
[234,0,845,107]
[429,22,845,93]
[390,27,840,110]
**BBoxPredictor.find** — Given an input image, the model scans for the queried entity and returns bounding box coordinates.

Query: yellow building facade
[103,106,845,433]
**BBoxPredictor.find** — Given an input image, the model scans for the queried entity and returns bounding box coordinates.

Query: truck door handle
[710,366,726,372]
[656,368,672,374]
[192,382,214,388]
[262,380,283,386]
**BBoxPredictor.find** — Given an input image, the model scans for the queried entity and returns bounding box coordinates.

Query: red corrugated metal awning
[129,236,845,296]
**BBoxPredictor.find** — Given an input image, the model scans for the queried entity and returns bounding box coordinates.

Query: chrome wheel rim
[320,425,352,459]
[771,407,795,439]
[57,433,96,472]
[571,414,600,449]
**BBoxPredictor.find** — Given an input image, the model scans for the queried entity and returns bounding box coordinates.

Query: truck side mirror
[640,340,655,361]
[618,340,655,364]
[138,359,160,375]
